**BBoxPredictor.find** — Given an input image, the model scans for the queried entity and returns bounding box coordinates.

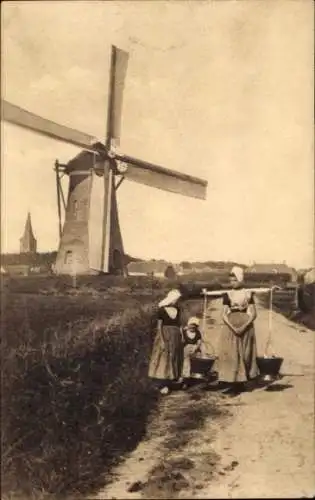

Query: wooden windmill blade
[1,99,97,151]
[109,46,207,200]
[116,153,208,200]
[106,45,129,148]
[89,46,129,274]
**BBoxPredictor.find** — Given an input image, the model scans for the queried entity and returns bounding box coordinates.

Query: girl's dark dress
[148,305,183,381]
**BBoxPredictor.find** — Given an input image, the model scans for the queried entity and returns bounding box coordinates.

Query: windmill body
[54,148,125,275]
[2,46,208,276]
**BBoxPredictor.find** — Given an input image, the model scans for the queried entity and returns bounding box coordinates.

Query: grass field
[1,273,311,499]
[2,276,160,498]
[1,275,205,499]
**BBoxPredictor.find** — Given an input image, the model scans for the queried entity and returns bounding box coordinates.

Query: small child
[182,317,203,380]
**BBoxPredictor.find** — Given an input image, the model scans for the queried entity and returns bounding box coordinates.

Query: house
[177,261,246,276]
[173,264,184,275]
[303,268,315,285]
[245,263,298,283]
[30,266,42,274]
[1,265,7,275]
[127,261,177,279]
[30,265,52,274]
[5,264,30,276]
[179,265,217,275]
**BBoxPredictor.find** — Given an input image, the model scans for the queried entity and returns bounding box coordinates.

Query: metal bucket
[190,355,217,379]
[256,356,283,378]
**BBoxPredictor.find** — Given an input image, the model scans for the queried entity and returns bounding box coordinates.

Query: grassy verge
[1,283,165,499]
[1,275,209,499]
[257,284,315,331]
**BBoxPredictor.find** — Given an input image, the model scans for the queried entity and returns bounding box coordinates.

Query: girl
[182,316,203,380]
[148,288,183,395]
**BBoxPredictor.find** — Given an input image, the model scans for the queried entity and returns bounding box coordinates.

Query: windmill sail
[106,46,129,147]
[1,100,96,149]
[91,45,129,273]
[116,154,207,200]
[88,164,113,273]
[89,170,106,272]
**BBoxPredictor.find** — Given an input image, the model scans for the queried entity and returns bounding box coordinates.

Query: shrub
[3,274,164,296]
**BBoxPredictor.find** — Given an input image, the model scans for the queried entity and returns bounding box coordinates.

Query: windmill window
[64,250,73,265]
[73,200,78,219]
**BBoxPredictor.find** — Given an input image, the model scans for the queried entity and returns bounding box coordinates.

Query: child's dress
[182,327,202,378]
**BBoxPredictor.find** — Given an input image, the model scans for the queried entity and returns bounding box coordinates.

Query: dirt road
[93,300,314,499]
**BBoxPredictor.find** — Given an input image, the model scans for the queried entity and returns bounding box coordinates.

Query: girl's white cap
[187,316,200,326]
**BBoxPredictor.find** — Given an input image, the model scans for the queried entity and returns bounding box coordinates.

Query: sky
[1,0,314,269]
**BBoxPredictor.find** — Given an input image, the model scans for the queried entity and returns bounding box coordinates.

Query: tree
[180,261,191,269]
[164,265,176,279]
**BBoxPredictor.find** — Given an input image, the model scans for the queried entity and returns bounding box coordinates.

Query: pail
[190,355,217,378]
[256,356,283,377]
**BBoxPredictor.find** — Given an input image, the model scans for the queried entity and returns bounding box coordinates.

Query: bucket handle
[201,290,216,357]
[264,285,280,357]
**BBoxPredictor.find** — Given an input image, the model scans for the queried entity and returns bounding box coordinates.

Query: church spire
[20,212,37,254]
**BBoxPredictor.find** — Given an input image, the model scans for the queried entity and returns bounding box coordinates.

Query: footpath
[92,300,315,499]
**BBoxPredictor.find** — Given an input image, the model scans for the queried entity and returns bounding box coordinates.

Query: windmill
[1,46,208,275]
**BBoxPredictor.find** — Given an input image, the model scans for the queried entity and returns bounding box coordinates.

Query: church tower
[20,212,37,254]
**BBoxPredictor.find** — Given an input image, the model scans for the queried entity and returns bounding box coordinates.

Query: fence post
[202,291,207,334]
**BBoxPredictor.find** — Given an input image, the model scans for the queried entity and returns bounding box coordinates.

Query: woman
[218,266,259,395]
[148,288,183,395]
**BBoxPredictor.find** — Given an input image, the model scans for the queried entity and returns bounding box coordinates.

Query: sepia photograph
[1,1,314,499]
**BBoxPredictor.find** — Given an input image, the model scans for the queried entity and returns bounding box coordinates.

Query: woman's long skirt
[148,325,183,381]
[218,311,259,383]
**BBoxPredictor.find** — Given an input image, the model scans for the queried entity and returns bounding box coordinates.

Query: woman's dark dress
[148,305,183,381]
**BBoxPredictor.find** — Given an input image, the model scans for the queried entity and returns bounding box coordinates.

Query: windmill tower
[2,46,208,275]
[19,212,37,254]
[53,146,126,275]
